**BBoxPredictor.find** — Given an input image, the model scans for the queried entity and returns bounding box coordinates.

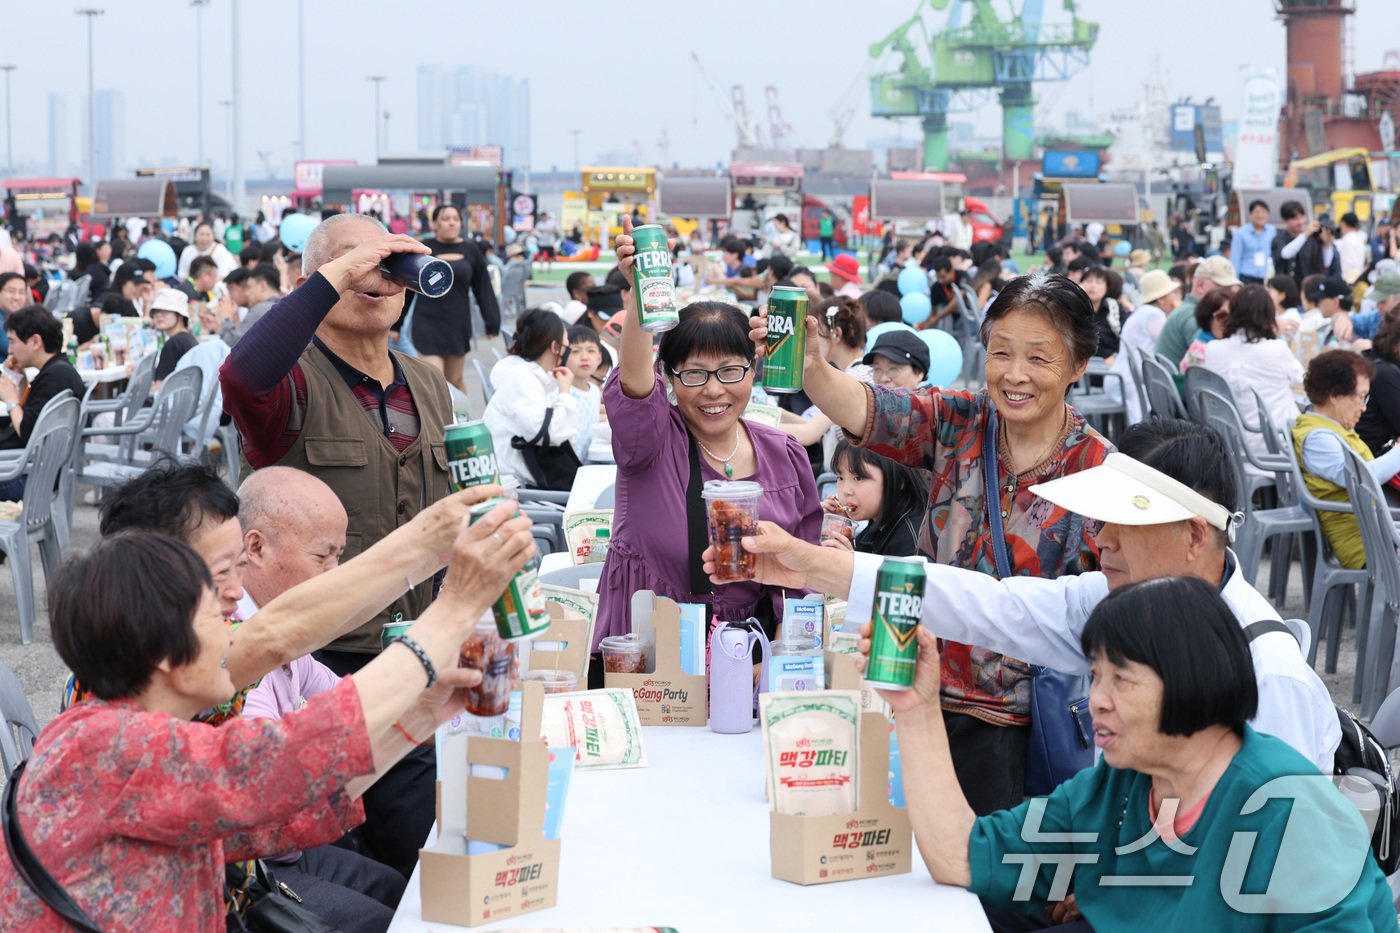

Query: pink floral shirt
[0,677,373,932]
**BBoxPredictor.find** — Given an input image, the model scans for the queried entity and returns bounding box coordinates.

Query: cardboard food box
[769,653,912,886]
[602,591,708,726]
[523,602,592,686]
[420,682,563,927]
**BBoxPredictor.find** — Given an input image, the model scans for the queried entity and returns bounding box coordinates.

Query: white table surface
[537,551,572,577]
[75,365,131,384]
[564,464,617,513]
[388,725,990,932]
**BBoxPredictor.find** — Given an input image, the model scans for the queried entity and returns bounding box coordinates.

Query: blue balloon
[137,239,177,279]
[897,265,927,297]
[900,291,933,325]
[279,213,318,254]
[1113,240,1131,257]
[864,321,917,353]
[160,217,176,235]
[916,329,964,388]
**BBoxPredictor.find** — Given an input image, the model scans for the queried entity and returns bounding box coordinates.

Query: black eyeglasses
[669,362,754,387]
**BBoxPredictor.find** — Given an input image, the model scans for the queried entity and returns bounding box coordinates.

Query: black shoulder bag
[982,409,1093,797]
[511,408,581,491]
[2,759,103,932]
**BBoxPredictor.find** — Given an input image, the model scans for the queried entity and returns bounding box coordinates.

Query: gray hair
[301,213,386,276]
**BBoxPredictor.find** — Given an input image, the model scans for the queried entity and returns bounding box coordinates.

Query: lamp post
[367,76,386,162]
[219,99,232,198]
[0,66,15,175]
[297,0,306,160]
[191,0,209,167]
[76,8,104,191]
[229,0,244,215]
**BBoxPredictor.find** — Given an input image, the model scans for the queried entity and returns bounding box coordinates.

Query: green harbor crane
[870,0,1099,170]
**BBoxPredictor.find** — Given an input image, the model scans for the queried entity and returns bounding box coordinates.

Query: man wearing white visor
[712,417,1340,771]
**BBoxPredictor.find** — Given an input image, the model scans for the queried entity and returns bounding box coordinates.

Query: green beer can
[631,224,679,333]
[468,497,551,641]
[444,420,498,491]
[866,557,925,689]
[763,285,808,394]
[380,617,413,651]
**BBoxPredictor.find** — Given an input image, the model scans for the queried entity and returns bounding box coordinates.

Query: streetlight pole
[230,0,244,216]
[367,76,385,162]
[76,8,103,192]
[0,66,15,175]
[297,0,306,160]
[219,100,232,198]
[191,0,209,167]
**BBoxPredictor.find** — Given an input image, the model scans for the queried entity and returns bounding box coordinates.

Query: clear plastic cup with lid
[599,634,648,674]
[460,616,517,716]
[701,480,762,582]
[522,669,580,694]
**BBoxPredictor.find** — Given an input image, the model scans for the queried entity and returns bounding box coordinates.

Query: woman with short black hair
[599,220,821,649]
[1358,317,1400,456]
[879,576,1395,931]
[0,509,536,930]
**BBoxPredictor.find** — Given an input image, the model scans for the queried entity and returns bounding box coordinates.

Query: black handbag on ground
[512,408,580,491]
[225,859,340,933]
[2,759,103,932]
[982,410,1093,797]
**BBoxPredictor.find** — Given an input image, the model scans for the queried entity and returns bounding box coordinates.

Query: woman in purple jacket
[595,220,821,647]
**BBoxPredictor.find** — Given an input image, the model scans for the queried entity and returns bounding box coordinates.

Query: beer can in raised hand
[631,224,679,333]
[763,285,808,394]
[444,420,498,491]
[866,557,926,689]
[468,497,550,641]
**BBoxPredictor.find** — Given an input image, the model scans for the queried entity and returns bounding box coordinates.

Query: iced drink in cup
[522,669,579,694]
[820,513,856,545]
[702,480,762,583]
[460,617,517,716]
[599,634,647,674]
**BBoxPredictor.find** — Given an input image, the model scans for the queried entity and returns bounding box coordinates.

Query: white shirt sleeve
[1280,232,1309,260]
[1252,669,1339,772]
[848,553,1105,674]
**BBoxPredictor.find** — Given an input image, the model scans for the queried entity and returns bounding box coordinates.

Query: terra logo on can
[866,557,925,690]
[444,420,499,491]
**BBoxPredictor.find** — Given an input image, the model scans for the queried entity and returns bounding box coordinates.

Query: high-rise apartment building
[80,88,125,181]
[417,65,530,170]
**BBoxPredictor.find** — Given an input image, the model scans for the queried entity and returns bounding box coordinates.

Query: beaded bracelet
[394,635,437,689]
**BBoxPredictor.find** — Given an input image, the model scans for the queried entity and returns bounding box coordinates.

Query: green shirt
[819,215,834,237]
[1153,296,1198,368]
[968,727,1396,931]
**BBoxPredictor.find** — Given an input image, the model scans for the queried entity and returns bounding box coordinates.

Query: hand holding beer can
[763,286,808,394]
[630,224,679,333]
[866,557,925,690]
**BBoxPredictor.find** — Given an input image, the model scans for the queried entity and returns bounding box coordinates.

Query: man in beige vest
[221,213,453,675]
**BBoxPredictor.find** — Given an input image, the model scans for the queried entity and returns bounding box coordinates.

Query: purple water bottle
[709,619,772,734]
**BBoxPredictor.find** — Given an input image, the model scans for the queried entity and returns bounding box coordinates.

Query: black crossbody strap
[685,435,712,596]
[1244,619,1291,643]
[2,761,103,932]
[527,408,554,446]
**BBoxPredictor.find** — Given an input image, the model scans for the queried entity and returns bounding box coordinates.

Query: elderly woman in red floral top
[755,272,1110,814]
[0,506,534,932]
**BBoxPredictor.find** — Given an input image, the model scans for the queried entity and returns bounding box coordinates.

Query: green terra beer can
[380,618,412,651]
[631,224,679,333]
[867,557,925,689]
[468,497,551,641]
[444,420,498,492]
[764,285,808,394]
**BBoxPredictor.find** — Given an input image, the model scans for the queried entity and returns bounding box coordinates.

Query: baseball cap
[863,330,931,375]
[1306,277,1350,303]
[1195,255,1241,288]
[149,288,191,320]
[1030,452,1232,532]
[112,263,146,288]
[1368,272,1400,301]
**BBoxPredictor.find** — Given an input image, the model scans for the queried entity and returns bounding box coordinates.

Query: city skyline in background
[2,0,1395,185]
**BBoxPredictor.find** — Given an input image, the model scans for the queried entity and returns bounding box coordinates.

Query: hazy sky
[3,0,1396,178]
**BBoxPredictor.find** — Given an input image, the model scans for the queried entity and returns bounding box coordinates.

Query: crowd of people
[0,195,1397,930]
